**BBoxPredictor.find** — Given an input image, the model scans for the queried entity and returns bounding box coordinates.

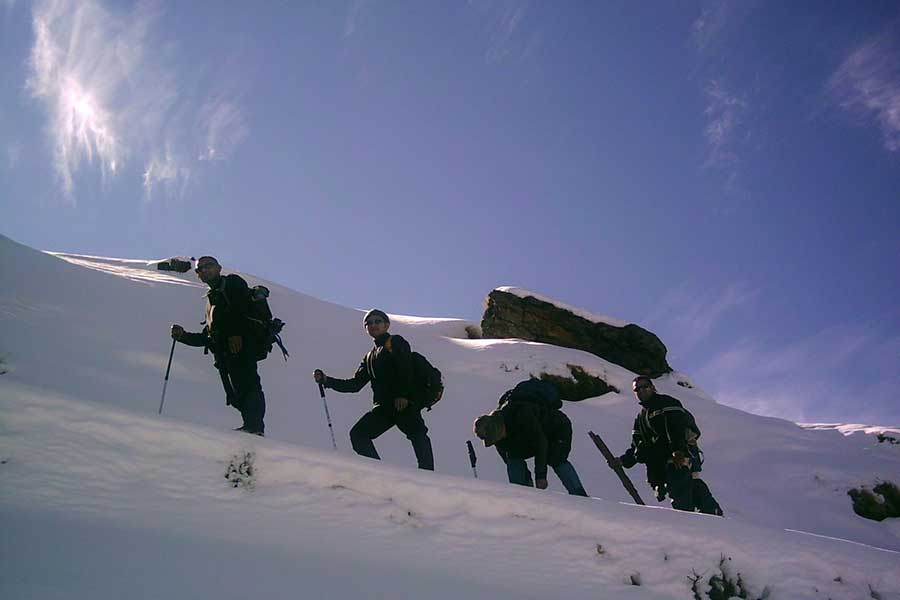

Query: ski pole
[466,440,478,478]
[319,382,338,450]
[158,337,177,415]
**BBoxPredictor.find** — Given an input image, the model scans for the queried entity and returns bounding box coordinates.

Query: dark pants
[350,404,434,470]
[663,446,722,515]
[217,351,266,434]
[506,459,589,496]
[505,411,588,496]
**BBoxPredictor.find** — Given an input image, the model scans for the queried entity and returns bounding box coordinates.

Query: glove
[313,369,326,384]
[170,324,184,340]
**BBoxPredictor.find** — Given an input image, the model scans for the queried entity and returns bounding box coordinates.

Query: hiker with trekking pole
[313,309,442,470]
[169,256,286,436]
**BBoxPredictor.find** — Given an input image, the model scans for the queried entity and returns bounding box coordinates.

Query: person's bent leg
[551,461,589,496]
[395,407,433,470]
[506,458,534,487]
[349,406,394,460]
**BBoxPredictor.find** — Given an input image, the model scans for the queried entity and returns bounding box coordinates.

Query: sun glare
[65,81,98,123]
[58,77,117,173]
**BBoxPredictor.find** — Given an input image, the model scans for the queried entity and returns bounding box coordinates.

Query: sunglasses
[195,263,217,273]
[633,383,652,391]
[365,318,385,326]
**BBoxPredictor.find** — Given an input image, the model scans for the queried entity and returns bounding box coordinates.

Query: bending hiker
[171,256,266,436]
[473,379,588,497]
[313,309,436,470]
[610,376,723,515]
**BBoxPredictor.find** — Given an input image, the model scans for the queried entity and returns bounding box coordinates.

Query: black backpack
[245,285,288,361]
[410,351,443,411]
[498,379,562,415]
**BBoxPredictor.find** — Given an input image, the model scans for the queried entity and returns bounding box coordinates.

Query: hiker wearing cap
[313,309,435,470]
[473,380,588,496]
[609,376,723,515]
[171,256,266,436]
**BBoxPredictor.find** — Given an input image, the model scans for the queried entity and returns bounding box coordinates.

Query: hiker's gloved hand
[672,451,690,468]
[394,397,409,412]
[654,484,668,501]
[228,336,242,354]
[535,478,549,490]
[608,456,623,469]
[170,324,184,340]
[313,369,326,384]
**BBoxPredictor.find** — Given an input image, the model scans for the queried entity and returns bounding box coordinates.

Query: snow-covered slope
[1,234,898,598]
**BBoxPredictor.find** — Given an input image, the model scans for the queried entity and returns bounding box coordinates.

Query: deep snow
[1,234,898,599]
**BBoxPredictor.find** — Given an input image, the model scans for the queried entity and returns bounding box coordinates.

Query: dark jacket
[324,333,414,407]
[178,274,255,358]
[494,403,573,481]
[620,393,701,484]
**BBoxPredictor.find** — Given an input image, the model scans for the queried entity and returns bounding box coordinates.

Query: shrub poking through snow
[876,433,899,445]
[537,364,618,401]
[225,452,256,489]
[848,480,900,521]
[687,555,769,600]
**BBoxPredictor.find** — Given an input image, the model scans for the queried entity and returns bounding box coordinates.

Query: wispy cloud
[690,1,760,198]
[696,322,900,425]
[6,141,22,169]
[142,146,190,198]
[702,79,747,170]
[26,0,130,197]
[645,281,759,353]
[468,0,536,64]
[343,0,373,39]
[197,100,248,162]
[828,27,900,154]
[25,0,250,201]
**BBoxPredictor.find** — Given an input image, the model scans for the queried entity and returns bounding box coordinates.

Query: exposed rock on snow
[538,364,618,401]
[481,287,672,377]
[848,481,900,522]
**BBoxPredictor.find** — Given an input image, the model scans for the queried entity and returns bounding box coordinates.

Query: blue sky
[2,1,898,425]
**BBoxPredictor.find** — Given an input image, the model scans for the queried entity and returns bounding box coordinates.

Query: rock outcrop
[481,288,672,378]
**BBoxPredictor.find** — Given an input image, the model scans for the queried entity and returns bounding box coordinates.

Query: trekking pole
[158,338,177,415]
[318,383,338,450]
[466,440,478,478]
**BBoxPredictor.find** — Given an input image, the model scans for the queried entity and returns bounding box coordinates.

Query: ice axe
[588,431,644,505]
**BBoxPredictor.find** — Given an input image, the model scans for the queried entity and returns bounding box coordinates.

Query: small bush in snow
[687,555,769,600]
[225,452,256,489]
[848,481,900,522]
[876,433,899,445]
[464,325,482,339]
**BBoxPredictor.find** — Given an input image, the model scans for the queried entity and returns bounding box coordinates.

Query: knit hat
[473,412,504,447]
[363,309,390,325]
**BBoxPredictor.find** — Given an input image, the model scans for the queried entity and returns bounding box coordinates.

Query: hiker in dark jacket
[611,376,722,515]
[473,383,588,497]
[313,309,435,470]
[171,256,266,436]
